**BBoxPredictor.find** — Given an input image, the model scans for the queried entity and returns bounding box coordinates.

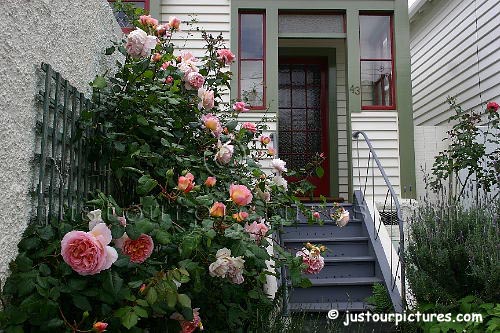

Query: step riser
[303,262,375,279]
[289,285,374,303]
[282,223,364,239]
[284,241,370,257]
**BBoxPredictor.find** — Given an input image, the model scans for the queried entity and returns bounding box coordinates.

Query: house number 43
[350,85,360,95]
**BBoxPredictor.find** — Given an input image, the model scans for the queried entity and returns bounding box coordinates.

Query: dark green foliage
[365,283,394,313]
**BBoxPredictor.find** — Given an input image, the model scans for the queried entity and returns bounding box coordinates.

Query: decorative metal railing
[352,130,406,309]
[34,63,108,225]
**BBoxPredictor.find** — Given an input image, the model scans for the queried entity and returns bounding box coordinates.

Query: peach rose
[230,184,253,206]
[139,15,158,27]
[259,135,271,145]
[216,49,235,65]
[209,202,226,217]
[198,88,215,111]
[93,322,108,332]
[61,224,117,275]
[232,211,249,222]
[151,53,162,62]
[215,141,234,164]
[178,173,195,193]
[204,176,216,187]
[244,221,269,241]
[168,16,181,30]
[125,28,158,59]
[209,248,245,284]
[268,147,276,156]
[115,233,154,264]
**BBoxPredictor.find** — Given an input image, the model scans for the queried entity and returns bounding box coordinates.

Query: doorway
[278,57,330,197]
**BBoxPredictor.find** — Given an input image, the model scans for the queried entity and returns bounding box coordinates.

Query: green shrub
[407,202,499,306]
[365,283,394,313]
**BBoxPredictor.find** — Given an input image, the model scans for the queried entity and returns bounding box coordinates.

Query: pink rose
[244,221,269,241]
[155,24,168,37]
[260,136,271,145]
[139,15,158,27]
[185,72,205,90]
[296,248,325,274]
[198,88,215,111]
[61,223,117,275]
[215,140,234,164]
[168,16,181,30]
[487,101,499,112]
[233,101,250,112]
[170,308,203,333]
[241,122,257,133]
[178,173,195,193]
[125,28,158,59]
[312,211,320,219]
[268,147,276,156]
[115,233,154,264]
[161,61,171,70]
[216,49,235,65]
[209,248,245,284]
[230,184,253,206]
[204,176,216,187]
[271,158,287,174]
[165,75,174,84]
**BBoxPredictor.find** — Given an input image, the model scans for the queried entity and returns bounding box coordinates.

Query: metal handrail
[352,130,406,309]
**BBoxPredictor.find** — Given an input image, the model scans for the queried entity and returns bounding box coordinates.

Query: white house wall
[410,0,500,126]
[352,111,401,201]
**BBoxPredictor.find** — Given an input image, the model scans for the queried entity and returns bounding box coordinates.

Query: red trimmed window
[108,0,150,33]
[359,14,395,110]
[238,11,266,110]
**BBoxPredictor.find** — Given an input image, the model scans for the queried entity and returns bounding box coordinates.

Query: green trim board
[149,0,161,21]
[279,47,339,198]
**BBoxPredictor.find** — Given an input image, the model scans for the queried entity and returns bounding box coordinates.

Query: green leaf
[146,287,158,305]
[126,224,141,240]
[68,279,87,291]
[46,317,64,328]
[121,312,139,329]
[72,294,92,311]
[154,230,171,245]
[177,294,191,308]
[110,224,125,239]
[137,175,158,195]
[136,218,154,234]
[133,306,149,318]
[37,225,54,240]
[315,166,325,178]
[166,291,177,308]
[92,76,107,89]
[226,120,238,131]
[104,271,124,299]
[105,46,115,55]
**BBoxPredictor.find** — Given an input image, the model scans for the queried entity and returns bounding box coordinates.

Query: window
[108,0,150,33]
[238,11,266,109]
[359,14,395,109]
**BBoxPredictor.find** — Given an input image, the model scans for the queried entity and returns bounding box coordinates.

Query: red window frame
[108,0,150,34]
[359,13,395,110]
[238,10,266,110]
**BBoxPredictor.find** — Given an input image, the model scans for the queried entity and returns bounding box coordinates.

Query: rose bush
[0,6,320,333]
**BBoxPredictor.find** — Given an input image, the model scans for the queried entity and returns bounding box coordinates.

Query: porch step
[288,301,370,312]
[283,200,386,313]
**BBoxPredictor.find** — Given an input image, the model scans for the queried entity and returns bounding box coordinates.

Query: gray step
[288,301,370,312]
[281,222,365,239]
[283,237,370,257]
[307,257,376,280]
[288,277,382,303]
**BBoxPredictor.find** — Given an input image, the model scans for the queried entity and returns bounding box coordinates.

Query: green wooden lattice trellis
[34,63,109,225]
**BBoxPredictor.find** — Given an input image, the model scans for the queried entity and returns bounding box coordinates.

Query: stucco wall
[0,0,122,280]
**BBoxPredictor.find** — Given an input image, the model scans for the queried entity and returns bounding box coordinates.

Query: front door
[278,57,330,197]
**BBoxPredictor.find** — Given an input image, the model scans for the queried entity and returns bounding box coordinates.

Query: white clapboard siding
[351,111,400,202]
[410,0,500,126]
